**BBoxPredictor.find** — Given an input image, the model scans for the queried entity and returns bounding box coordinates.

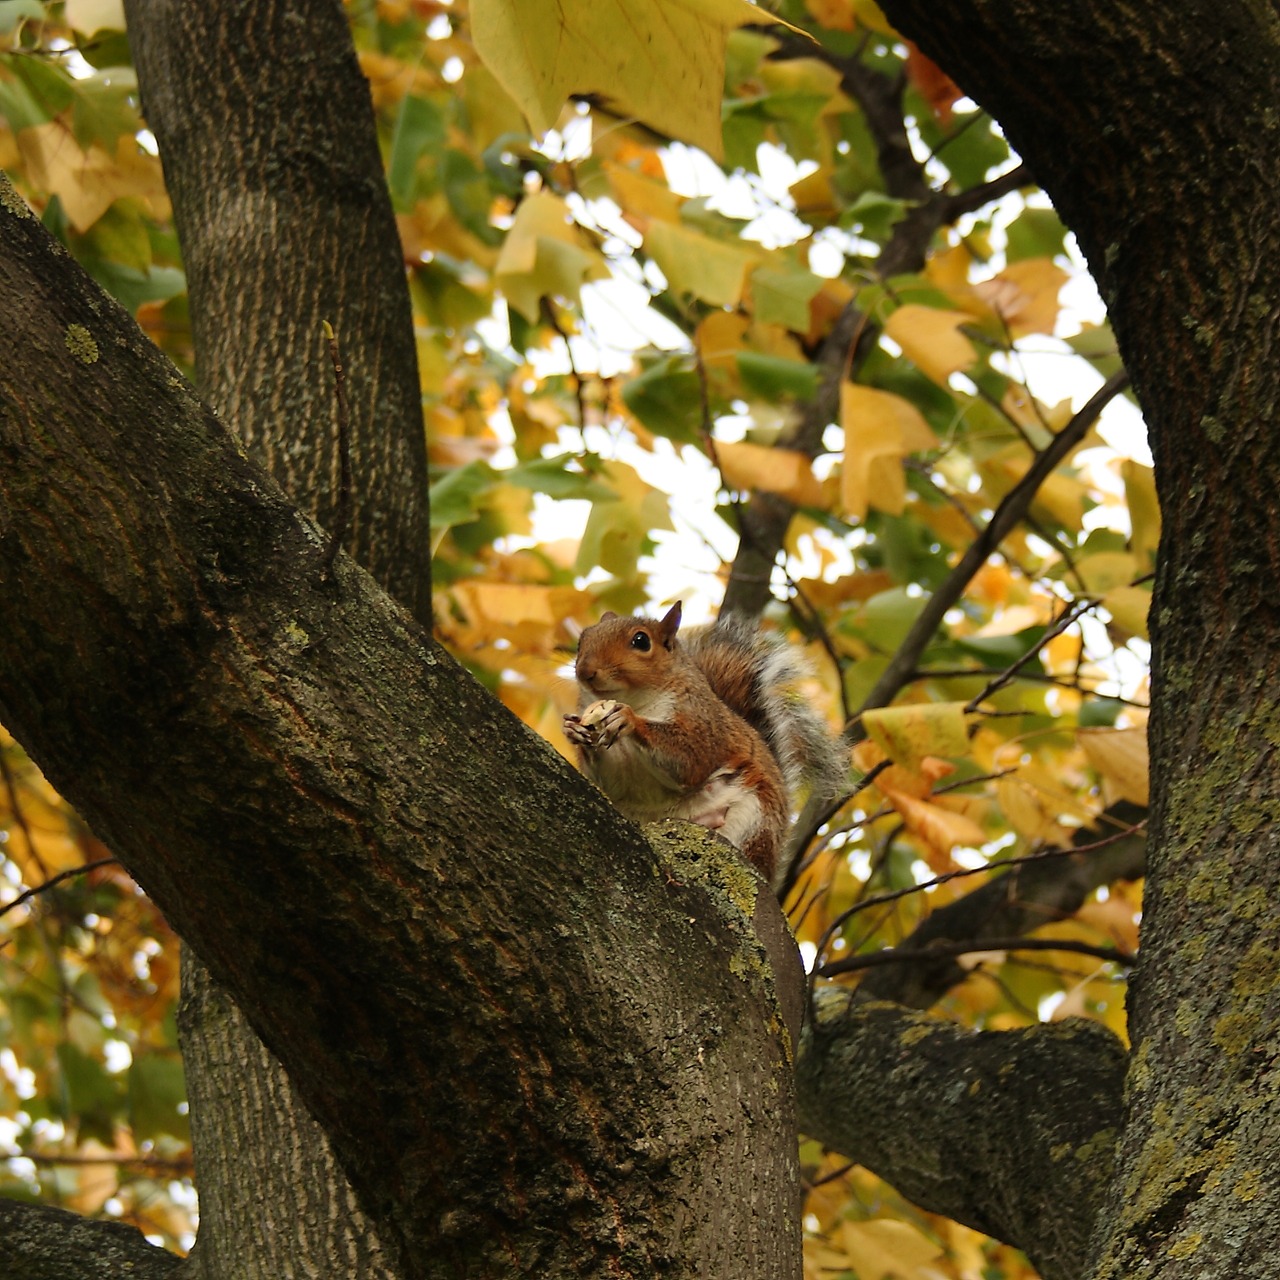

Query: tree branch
[0,1199,184,1280]
[854,369,1130,717]
[0,183,798,1278]
[858,801,1147,1006]
[796,993,1125,1280]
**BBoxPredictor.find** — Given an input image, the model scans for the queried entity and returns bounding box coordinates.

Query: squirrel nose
[577,660,596,683]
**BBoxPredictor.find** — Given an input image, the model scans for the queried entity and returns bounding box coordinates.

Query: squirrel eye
[630,630,651,652]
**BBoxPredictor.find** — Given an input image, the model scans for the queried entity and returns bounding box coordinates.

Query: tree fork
[0,179,800,1278]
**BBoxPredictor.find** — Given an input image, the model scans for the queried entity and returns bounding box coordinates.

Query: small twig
[851,370,1130,720]
[818,934,1135,978]
[803,1160,857,1191]
[0,858,120,921]
[7,1150,193,1174]
[813,822,1145,958]
[540,298,587,435]
[911,667,1149,708]
[962,596,1097,714]
[321,321,352,580]
[786,575,853,724]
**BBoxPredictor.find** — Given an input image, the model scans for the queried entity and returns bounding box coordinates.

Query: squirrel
[563,601,842,885]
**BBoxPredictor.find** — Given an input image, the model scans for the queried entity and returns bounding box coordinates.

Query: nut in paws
[576,699,632,747]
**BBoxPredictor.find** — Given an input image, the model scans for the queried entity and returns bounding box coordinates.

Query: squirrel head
[574,602,682,695]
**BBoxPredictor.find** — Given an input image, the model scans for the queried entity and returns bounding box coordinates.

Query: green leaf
[0,1,44,34]
[1079,698,1125,728]
[442,148,502,243]
[8,52,76,117]
[574,461,672,580]
[80,260,185,314]
[507,455,615,501]
[862,587,929,652]
[79,200,152,274]
[645,219,756,308]
[735,350,820,399]
[749,263,823,331]
[721,102,769,173]
[0,69,54,132]
[429,460,499,530]
[129,1053,189,1142]
[1005,205,1068,263]
[56,1042,124,1143]
[69,67,139,151]
[935,112,1009,188]
[388,94,446,206]
[621,358,704,443]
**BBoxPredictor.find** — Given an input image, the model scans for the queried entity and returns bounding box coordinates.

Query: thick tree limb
[796,994,1125,1280]
[0,185,799,1279]
[0,1200,185,1280]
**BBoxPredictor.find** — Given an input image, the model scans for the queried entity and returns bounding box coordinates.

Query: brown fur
[563,603,790,880]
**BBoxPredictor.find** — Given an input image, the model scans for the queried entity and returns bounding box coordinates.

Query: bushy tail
[683,613,846,805]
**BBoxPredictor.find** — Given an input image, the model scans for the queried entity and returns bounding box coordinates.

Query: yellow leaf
[1074,551,1138,594]
[863,701,970,772]
[980,450,1089,532]
[65,0,124,34]
[644,219,758,307]
[66,1141,119,1215]
[461,64,529,150]
[886,787,987,864]
[1078,726,1149,806]
[1122,459,1161,567]
[605,161,686,227]
[18,127,168,233]
[575,460,673,578]
[997,774,1072,845]
[924,242,973,297]
[697,311,751,369]
[1104,585,1151,638]
[839,384,938,519]
[804,0,855,31]
[841,1218,944,1279]
[883,304,977,385]
[716,440,826,507]
[850,0,896,34]
[974,258,1068,338]
[1076,895,1141,953]
[470,0,795,161]
[494,192,609,321]
[852,738,946,799]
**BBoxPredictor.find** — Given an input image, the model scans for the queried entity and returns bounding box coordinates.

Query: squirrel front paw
[566,699,635,748]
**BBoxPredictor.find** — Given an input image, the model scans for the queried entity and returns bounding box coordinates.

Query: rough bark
[0,1199,186,1280]
[124,0,431,626]
[177,951,396,1280]
[0,183,800,1277]
[876,2,1280,1276]
[124,0,424,1272]
[797,995,1125,1280]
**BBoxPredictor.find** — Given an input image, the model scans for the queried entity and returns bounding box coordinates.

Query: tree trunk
[871,3,1280,1275]
[125,0,424,1270]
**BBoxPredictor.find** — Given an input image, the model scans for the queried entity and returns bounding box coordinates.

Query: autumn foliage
[0,0,1152,1274]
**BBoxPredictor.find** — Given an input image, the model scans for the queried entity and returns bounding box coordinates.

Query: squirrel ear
[658,601,682,648]
[599,611,618,622]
